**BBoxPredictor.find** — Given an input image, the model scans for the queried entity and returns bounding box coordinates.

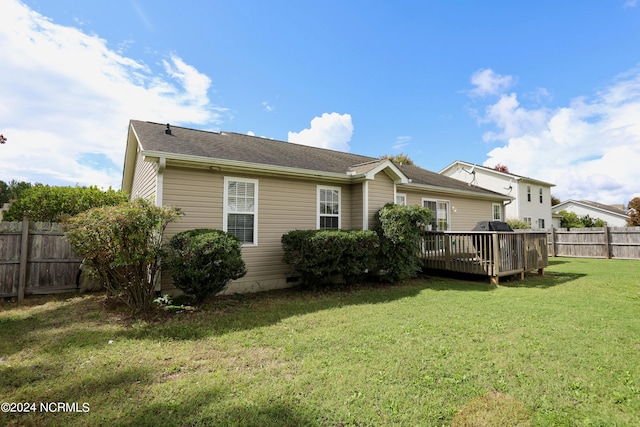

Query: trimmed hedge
[281,229,379,286]
[163,229,247,302]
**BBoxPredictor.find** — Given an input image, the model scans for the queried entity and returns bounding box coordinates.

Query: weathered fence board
[0,219,82,299]
[547,226,640,260]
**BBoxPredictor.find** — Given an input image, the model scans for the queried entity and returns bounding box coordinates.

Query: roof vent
[165,124,172,135]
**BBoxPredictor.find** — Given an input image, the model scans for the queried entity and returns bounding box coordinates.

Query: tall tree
[0,180,32,205]
[2,185,128,222]
[627,197,640,226]
[380,153,414,165]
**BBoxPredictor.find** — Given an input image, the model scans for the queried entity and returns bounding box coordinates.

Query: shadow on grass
[125,281,427,341]
[0,282,427,352]
[502,270,587,289]
[120,398,320,427]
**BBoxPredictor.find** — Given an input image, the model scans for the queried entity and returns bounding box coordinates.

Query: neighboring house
[439,161,555,230]
[552,199,630,227]
[122,121,511,294]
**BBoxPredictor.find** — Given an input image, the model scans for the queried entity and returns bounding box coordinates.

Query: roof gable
[553,199,629,219]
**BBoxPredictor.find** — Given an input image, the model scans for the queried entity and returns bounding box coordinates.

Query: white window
[423,199,450,231]
[492,203,502,221]
[538,218,545,229]
[318,186,341,229]
[527,185,532,202]
[539,188,543,203]
[223,177,258,245]
[524,217,532,227]
[396,193,407,206]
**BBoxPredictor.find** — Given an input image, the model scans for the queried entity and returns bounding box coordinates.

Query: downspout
[155,157,166,294]
[156,157,166,207]
[362,181,369,230]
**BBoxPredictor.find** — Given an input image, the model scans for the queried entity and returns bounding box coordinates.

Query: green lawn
[1,258,639,426]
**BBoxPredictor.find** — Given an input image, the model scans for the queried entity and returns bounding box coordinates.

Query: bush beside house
[65,198,182,312]
[282,204,432,286]
[281,229,379,287]
[163,229,247,302]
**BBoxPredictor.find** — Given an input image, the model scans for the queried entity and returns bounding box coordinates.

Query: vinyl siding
[130,153,157,201]
[403,190,497,231]
[350,182,364,230]
[160,166,353,293]
[367,171,395,228]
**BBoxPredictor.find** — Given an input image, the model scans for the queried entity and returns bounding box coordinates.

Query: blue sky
[1,0,639,205]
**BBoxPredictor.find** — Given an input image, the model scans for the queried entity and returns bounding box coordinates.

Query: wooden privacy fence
[547,226,640,259]
[421,231,548,284]
[0,218,82,300]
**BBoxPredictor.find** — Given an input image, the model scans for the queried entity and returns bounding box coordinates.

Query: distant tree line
[1,180,127,222]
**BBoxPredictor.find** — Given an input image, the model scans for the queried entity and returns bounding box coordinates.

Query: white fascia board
[363,160,410,183]
[399,182,512,202]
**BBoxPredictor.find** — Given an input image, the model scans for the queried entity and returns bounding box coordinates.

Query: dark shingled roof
[130,120,505,198]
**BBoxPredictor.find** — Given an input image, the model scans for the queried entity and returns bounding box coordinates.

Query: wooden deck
[421,231,548,284]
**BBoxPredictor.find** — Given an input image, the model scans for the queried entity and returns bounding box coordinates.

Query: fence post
[603,227,611,259]
[18,216,29,301]
[549,227,557,257]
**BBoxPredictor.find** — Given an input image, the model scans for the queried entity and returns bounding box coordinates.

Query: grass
[0,258,639,426]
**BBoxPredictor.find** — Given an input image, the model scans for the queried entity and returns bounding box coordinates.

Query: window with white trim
[492,203,502,221]
[396,193,407,206]
[538,218,545,229]
[539,188,543,203]
[527,185,532,202]
[423,199,450,231]
[524,217,532,227]
[224,177,258,245]
[318,186,341,229]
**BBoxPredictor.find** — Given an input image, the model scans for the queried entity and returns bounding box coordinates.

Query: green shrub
[3,184,127,222]
[375,203,432,282]
[282,229,379,286]
[65,198,182,312]
[163,229,247,302]
[506,218,531,230]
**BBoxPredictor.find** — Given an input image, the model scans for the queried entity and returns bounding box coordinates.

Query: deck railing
[421,231,548,284]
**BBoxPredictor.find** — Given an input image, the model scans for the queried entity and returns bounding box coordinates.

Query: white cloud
[476,68,640,205]
[469,68,516,97]
[624,0,638,8]
[288,113,353,151]
[262,101,274,112]
[0,0,223,189]
[392,136,412,150]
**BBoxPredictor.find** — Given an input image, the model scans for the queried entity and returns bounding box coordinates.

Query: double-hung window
[318,186,341,229]
[423,199,450,231]
[224,177,258,245]
[396,193,407,206]
[492,203,502,221]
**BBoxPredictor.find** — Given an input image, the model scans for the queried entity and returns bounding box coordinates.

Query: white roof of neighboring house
[439,160,556,187]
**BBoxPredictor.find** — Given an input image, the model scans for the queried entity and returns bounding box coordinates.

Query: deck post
[490,232,500,285]
[444,233,451,271]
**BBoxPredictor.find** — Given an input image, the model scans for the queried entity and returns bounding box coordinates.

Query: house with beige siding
[122,120,511,294]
